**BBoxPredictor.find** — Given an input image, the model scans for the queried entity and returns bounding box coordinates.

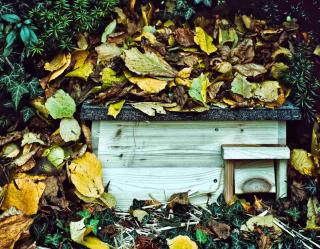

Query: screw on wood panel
[213,179,218,183]
[214,128,219,131]
[240,128,244,132]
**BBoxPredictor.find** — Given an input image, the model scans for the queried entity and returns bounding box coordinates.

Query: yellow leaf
[72,50,90,69]
[271,62,289,79]
[1,174,46,215]
[65,62,93,81]
[81,236,110,249]
[175,77,191,87]
[132,209,148,222]
[194,27,217,55]
[272,47,292,59]
[99,192,117,208]
[108,100,125,118]
[167,235,198,249]
[291,149,315,176]
[0,211,33,249]
[314,45,320,56]
[68,152,104,198]
[128,77,167,93]
[101,68,126,88]
[177,67,192,79]
[44,53,67,72]
[70,218,110,249]
[49,53,72,82]
[134,32,157,44]
[77,33,88,50]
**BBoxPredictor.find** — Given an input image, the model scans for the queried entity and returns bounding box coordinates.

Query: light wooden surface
[224,160,234,203]
[234,160,275,194]
[222,145,290,160]
[276,159,287,198]
[95,121,284,168]
[92,120,287,210]
[103,167,224,209]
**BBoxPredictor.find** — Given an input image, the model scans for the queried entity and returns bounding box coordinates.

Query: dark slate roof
[80,102,302,121]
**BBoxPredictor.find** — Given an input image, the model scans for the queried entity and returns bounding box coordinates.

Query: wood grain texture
[276,159,288,198]
[234,160,275,194]
[96,121,283,168]
[224,160,234,203]
[222,145,290,160]
[103,167,224,210]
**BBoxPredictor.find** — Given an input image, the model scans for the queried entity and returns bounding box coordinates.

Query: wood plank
[224,160,234,202]
[103,167,224,210]
[276,159,288,198]
[234,160,275,194]
[222,145,290,160]
[95,121,281,168]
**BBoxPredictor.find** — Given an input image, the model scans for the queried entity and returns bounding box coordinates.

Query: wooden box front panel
[92,121,285,210]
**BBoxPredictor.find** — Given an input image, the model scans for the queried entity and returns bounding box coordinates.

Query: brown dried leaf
[0,131,22,147]
[175,28,195,47]
[167,192,189,209]
[208,219,231,240]
[0,213,33,249]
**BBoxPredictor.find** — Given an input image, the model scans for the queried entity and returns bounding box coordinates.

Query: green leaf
[46,146,65,168]
[188,73,209,105]
[25,78,42,98]
[21,107,35,122]
[101,20,116,43]
[45,89,76,119]
[8,83,29,110]
[20,25,31,45]
[5,30,17,48]
[124,48,177,77]
[305,179,317,196]
[196,229,207,244]
[45,233,62,247]
[194,0,212,6]
[1,14,21,23]
[231,73,256,98]
[87,219,99,235]
[77,210,91,219]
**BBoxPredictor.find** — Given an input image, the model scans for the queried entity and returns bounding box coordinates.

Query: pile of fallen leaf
[1,3,320,249]
[37,5,298,118]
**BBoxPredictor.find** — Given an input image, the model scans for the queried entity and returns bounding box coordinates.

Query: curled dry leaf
[21,132,45,147]
[0,212,33,249]
[68,152,104,198]
[1,174,46,215]
[48,53,72,82]
[167,192,189,209]
[233,63,267,77]
[81,123,92,151]
[131,102,176,116]
[1,143,20,158]
[95,43,122,63]
[167,235,198,249]
[44,53,67,72]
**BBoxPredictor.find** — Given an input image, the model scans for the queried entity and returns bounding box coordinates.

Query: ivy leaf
[77,210,91,219]
[87,218,99,235]
[196,229,207,244]
[305,178,317,196]
[7,83,29,110]
[231,215,246,228]
[25,78,42,98]
[21,107,35,122]
[45,233,62,247]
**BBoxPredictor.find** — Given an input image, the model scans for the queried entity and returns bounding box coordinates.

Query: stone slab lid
[80,102,302,121]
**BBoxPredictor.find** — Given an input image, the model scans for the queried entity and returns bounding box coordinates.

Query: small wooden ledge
[81,102,301,121]
[222,145,290,160]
